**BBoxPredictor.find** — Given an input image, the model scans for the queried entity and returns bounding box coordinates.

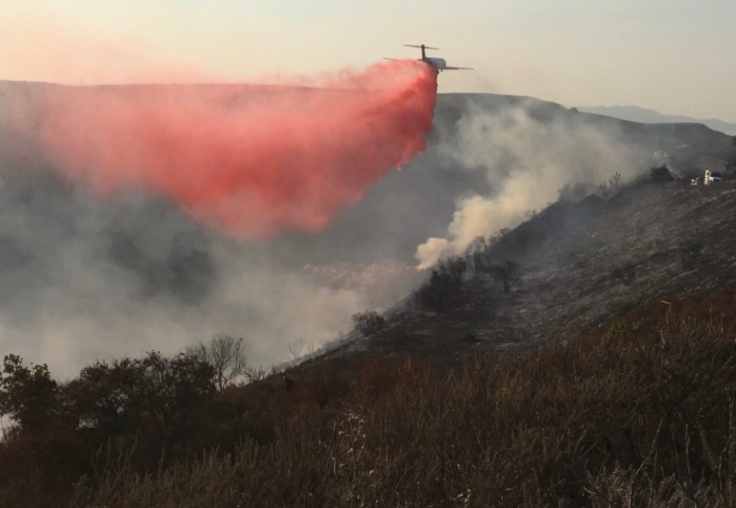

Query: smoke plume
[22,61,437,238]
[415,98,650,268]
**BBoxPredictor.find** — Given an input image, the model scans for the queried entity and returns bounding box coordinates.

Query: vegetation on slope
[3,291,736,507]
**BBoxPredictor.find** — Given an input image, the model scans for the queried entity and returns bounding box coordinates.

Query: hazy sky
[2,0,735,121]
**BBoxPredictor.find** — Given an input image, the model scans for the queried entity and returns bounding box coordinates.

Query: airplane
[385,44,473,73]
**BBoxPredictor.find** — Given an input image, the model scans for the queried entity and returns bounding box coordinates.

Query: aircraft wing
[443,66,474,70]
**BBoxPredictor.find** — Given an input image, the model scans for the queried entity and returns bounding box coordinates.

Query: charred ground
[294,176,736,373]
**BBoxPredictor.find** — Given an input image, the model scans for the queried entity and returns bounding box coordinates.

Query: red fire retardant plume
[36,60,437,238]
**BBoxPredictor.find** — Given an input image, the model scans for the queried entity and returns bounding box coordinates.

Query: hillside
[579,104,736,136]
[439,93,736,177]
[293,177,736,373]
[3,84,736,507]
[5,291,736,507]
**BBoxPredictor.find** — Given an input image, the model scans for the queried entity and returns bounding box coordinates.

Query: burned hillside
[302,179,736,370]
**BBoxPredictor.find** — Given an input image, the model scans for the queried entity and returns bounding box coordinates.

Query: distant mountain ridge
[578,105,736,135]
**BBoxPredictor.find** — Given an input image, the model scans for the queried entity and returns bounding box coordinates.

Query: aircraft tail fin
[404,44,438,61]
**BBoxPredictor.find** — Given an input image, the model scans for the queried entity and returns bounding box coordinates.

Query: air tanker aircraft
[385,44,474,73]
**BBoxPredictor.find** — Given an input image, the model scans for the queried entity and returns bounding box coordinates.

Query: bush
[351,311,386,338]
[472,251,487,273]
[440,256,467,290]
[597,172,622,198]
[486,260,522,293]
[489,228,511,245]
[413,256,467,314]
[612,261,637,286]
[413,268,454,314]
[65,314,736,508]
[650,165,675,183]
[465,237,488,273]
[680,240,703,271]
[558,182,594,202]
[464,236,486,257]
[524,209,539,220]
[0,351,218,505]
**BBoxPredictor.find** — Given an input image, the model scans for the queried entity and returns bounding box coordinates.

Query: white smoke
[416,98,650,267]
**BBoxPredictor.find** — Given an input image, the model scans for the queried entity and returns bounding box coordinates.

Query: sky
[1,0,735,121]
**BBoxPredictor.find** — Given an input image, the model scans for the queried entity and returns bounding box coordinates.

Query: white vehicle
[385,44,474,73]
[704,170,723,185]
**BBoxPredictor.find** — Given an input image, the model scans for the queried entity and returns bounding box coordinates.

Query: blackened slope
[303,183,736,371]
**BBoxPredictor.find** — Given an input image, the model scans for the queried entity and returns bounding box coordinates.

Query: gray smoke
[0,83,443,377]
[0,165,369,375]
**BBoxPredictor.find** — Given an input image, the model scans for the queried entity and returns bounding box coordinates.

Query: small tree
[465,237,488,273]
[465,236,487,257]
[612,262,637,286]
[650,166,674,183]
[440,256,467,290]
[352,311,386,337]
[489,228,511,245]
[609,172,622,192]
[525,209,540,220]
[680,240,703,271]
[598,172,622,198]
[0,354,59,433]
[68,351,215,437]
[287,338,306,360]
[558,182,594,202]
[187,334,249,390]
[414,268,454,314]
[472,251,487,273]
[413,256,469,314]
[487,261,523,293]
